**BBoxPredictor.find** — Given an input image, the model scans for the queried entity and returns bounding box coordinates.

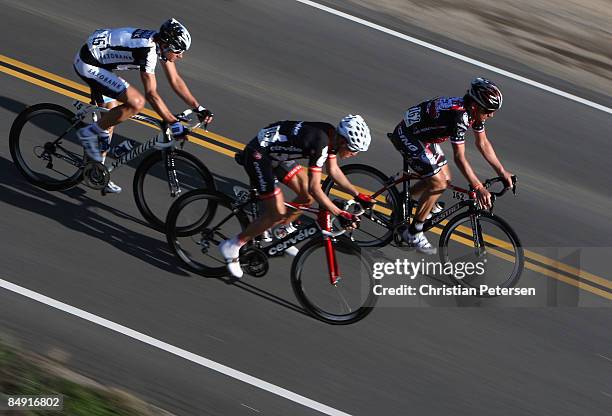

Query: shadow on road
[0,155,190,276]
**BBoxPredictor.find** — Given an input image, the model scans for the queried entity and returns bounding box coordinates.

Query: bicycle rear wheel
[134,150,216,232]
[291,237,377,324]
[439,211,524,296]
[322,164,401,247]
[9,103,85,190]
[166,189,249,277]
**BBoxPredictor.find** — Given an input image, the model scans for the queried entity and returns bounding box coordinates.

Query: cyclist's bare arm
[452,142,491,207]
[474,131,513,187]
[161,60,199,108]
[452,142,482,189]
[325,155,358,197]
[140,71,177,123]
[308,169,344,216]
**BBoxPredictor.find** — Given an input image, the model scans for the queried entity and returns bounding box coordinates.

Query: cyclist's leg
[239,190,287,242]
[274,161,313,224]
[411,161,451,200]
[96,86,144,131]
[410,141,448,222]
[73,55,143,131]
[74,55,136,161]
[392,125,447,220]
[414,168,446,222]
[220,147,286,277]
[101,99,120,137]
[239,149,287,242]
[396,133,447,253]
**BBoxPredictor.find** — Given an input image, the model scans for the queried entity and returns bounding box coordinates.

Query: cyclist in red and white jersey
[389,78,514,254]
[73,18,213,193]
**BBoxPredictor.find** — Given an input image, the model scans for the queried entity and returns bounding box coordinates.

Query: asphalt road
[1,1,611,415]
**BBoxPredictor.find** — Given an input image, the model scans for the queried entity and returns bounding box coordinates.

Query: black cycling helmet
[468,77,503,111]
[158,18,191,52]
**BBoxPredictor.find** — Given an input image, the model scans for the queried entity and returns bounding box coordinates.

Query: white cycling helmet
[337,114,371,152]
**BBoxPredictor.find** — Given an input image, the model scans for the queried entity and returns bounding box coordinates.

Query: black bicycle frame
[370,153,482,237]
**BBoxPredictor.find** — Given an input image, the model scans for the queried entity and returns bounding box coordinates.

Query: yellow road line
[0,54,89,93]
[0,65,89,102]
[2,54,610,298]
[525,262,612,300]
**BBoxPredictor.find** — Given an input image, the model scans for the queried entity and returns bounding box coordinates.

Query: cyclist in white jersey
[73,18,213,193]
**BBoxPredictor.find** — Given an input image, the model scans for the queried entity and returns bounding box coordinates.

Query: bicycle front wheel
[439,211,524,296]
[134,150,216,232]
[9,103,85,191]
[322,164,401,247]
[291,237,377,324]
[166,189,248,277]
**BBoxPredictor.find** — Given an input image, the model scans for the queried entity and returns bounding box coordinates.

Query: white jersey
[83,27,159,73]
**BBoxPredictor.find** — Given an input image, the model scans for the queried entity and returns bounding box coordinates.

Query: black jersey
[248,121,336,170]
[401,96,485,144]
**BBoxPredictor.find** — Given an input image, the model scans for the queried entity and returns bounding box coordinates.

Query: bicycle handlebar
[330,200,366,234]
[176,107,214,131]
[174,108,206,131]
[483,175,517,203]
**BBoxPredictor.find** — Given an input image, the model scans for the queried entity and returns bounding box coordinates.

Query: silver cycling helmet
[159,18,191,52]
[337,114,371,152]
[468,77,503,111]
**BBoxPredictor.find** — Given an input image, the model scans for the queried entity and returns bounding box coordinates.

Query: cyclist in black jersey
[73,18,213,193]
[220,115,375,278]
[389,78,514,254]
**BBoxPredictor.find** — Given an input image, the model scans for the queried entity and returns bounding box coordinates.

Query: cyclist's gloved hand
[195,105,214,124]
[355,192,375,208]
[170,121,187,139]
[337,210,360,229]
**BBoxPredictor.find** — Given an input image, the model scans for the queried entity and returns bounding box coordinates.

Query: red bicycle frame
[285,201,340,285]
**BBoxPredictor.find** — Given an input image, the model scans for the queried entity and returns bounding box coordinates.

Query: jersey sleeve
[308,130,330,170]
[449,111,470,144]
[472,119,486,133]
[142,46,158,73]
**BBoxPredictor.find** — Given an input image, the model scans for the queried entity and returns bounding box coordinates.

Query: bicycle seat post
[402,153,412,196]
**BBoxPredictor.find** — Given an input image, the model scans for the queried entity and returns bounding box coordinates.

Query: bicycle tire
[133,150,216,232]
[291,236,377,324]
[166,189,249,277]
[9,103,85,191]
[322,163,401,247]
[439,211,524,296]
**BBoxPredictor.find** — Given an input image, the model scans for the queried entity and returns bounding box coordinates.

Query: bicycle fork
[470,214,486,256]
[318,211,340,285]
[164,151,181,197]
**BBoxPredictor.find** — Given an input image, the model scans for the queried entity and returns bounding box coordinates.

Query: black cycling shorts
[390,123,447,178]
[243,146,304,199]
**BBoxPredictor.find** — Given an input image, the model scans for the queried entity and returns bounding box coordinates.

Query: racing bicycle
[165,166,377,324]
[323,135,524,294]
[9,100,215,231]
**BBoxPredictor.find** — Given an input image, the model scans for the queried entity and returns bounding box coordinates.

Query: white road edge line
[294,0,612,115]
[0,278,352,416]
